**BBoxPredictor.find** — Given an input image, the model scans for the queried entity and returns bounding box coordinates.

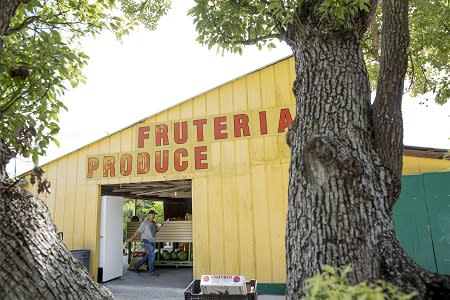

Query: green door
[422,172,450,274]
[393,175,437,272]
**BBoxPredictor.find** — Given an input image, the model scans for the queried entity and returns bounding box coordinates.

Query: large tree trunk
[285,0,450,299]
[286,28,387,297]
[0,1,114,299]
[1,142,113,299]
[0,180,114,299]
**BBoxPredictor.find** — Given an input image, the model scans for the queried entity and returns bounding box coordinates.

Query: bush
[303,265,416,300]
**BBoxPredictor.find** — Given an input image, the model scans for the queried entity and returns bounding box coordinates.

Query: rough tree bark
[285,0,450,299]
[0,0,21,36]
[0,171,114,299]
[0,1,114,299]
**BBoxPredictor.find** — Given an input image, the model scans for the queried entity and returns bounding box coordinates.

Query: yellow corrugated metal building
[32,57,450,291]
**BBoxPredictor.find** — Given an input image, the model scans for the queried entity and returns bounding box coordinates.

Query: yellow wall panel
[219,84,234,114]
[120,129,133,153]
[266,163,288,282]
[193,95,206,117]
[206,89,220,115]
[220,142,239,274]
[84,182,100,272]
[109,134,121,153]
[62,154,78,249]
[264,136,280,162]
[235,139,250,176]
[192,176,210,276]
[168,105,180,121]
[403,156,450,174]
[98,137,111,155]
[233,77,248,111]
[73,150,87,250]
[53,159,67,233]
[246,72,262,111]
[206,172,225,273]
[179,100,193,119]
[222,173,240,274]
[249,137,266,165]
[250,165,272,282]
[156,110,168,122]
[234,139,256,277]
[145,115,157,124]
[274,60,293,106]
[220,141,235,175]
[260,67,276,108]
[278,135,291,163]
[210,142,222,173]
[235,173,256,277]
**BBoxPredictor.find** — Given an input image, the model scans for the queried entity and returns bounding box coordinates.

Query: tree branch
[5,15,40,35]
[207,2,282,47]
[369,14,380,61]
[239,33,282,45]
[263,0,288,39]
[21,81,53,112]
[221,1,286,45]
[371,0,409,208]
[2,173,27,194]
[0,85,26,114]
[417,60,433,93]
[405,53,414,93]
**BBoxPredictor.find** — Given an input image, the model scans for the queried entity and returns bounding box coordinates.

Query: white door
[99,196,125,282]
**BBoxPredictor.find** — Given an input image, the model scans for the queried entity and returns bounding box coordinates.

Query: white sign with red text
[200,275,247,295]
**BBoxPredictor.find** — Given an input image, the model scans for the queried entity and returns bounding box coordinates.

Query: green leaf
[0,0,142,164]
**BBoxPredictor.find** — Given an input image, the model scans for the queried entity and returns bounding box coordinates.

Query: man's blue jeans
[134,240,155,272]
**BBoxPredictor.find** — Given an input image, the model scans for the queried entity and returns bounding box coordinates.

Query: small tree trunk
[0,180,114,299]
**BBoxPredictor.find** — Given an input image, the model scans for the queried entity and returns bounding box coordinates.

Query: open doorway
[98,179,192,284]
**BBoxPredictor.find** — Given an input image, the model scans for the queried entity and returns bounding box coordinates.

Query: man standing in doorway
[126,210,162,275]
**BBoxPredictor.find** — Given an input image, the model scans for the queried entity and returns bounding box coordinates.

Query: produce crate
[184,280,257,300]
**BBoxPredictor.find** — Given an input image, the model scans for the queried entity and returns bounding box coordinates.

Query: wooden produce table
[126,221,193,267]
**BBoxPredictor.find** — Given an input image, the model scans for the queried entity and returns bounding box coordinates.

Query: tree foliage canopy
[0,0,166,168]
[121,0,171,30]
[405,0,449,104]
[188,0,448,104]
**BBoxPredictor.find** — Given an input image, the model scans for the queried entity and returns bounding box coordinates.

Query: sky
[6,0,450,176]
